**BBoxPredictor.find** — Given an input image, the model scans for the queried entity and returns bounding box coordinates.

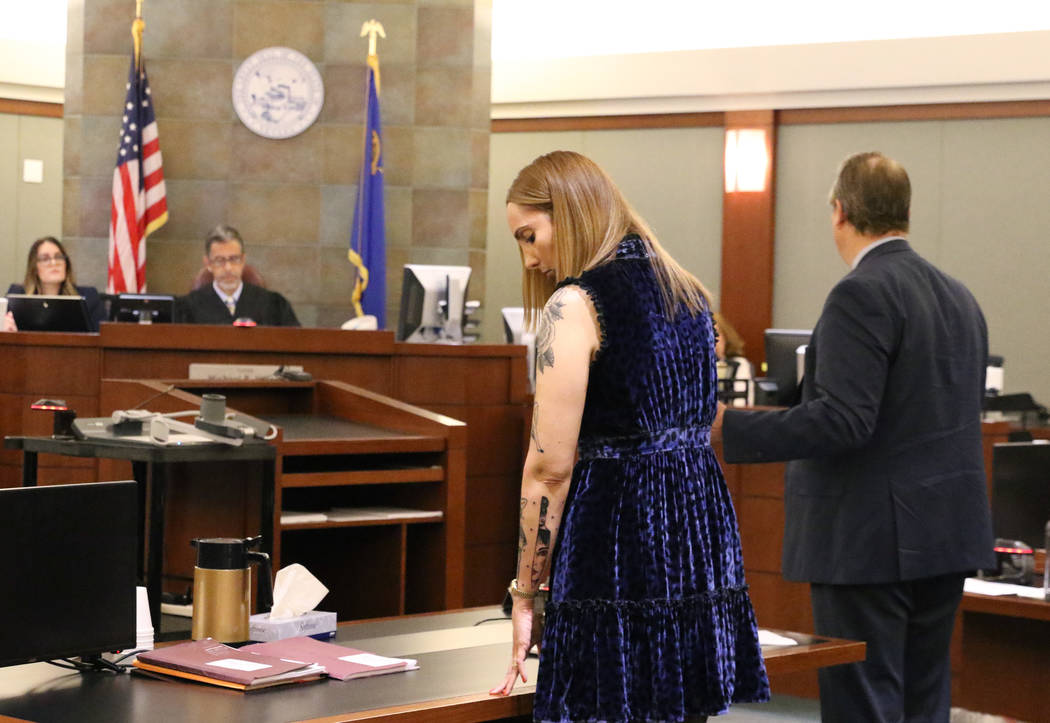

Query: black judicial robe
[174,282,299,327]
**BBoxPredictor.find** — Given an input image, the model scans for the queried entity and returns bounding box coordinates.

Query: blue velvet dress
[533,236,770,722]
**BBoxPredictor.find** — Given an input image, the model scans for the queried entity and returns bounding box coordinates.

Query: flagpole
[132,0,145,69]
[348,20,387,324]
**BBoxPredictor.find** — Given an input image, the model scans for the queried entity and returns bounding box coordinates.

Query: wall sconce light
[724,128,769,193]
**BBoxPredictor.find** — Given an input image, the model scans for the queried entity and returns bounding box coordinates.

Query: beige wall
[62,0,491,328]
[486,117,1050,407]
[483,126,724,343]
[774,117,1050,406]
[0,113,64,286]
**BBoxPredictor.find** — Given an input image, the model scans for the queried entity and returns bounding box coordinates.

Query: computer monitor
[763,328,812,406]
[6,294,92,333]
[109,293,174,324]
[501,307,537,392]
[991,441,1050,548]
[397,264,472,343]
[0,480,137,667]
[985,354,1004,396]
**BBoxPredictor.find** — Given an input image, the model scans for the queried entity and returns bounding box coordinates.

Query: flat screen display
[6,294,91,333]
[992,442,1050,548]
[108,293,175,324]
[0,481,137,667]
[763,328,812,406]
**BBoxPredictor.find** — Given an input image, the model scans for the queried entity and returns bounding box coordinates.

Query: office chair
[191,265,267,291]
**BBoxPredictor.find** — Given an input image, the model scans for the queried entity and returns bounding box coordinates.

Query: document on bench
[241,637,418,681]
[965,577,1048,599]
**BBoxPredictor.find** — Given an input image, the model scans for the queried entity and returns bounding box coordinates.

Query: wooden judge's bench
[0,324,530,620]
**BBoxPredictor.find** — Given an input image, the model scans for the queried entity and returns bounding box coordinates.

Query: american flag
[107,56,168,294]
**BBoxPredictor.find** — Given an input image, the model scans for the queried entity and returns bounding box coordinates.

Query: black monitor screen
[992,442,1050,548]
[0,481,137,667]
[6,294,91,333]
[763,328,812,406]
[109,293,174,324]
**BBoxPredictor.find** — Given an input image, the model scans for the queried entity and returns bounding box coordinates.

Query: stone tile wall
[64,0,491,328]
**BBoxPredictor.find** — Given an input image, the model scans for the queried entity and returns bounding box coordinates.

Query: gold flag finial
[132,0,145,68]
[360,19,385,58]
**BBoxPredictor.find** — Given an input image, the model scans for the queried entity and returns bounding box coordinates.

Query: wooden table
[954,591,1050,721]
[3,434,276,638]
[0,606,864,723]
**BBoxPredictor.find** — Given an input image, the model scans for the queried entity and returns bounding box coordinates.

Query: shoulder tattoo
[536,292,567,374]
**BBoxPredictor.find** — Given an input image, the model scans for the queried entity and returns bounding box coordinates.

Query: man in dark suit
[175,225,299,327]
[717,152,994,722]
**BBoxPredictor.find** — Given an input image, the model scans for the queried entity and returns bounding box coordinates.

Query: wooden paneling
[779,99,1050,125]
[464,542,516,607]
[955,610,1050,720]
[720,110,777,366]
[0,98,63,118]
[394,355,517,406]
[492,112,724,133]
[426,404,524,478]
[738,496,786,573]
[465,474,521,546]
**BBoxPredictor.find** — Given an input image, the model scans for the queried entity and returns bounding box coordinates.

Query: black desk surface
[0,607,863,723]
[0,608,530,723]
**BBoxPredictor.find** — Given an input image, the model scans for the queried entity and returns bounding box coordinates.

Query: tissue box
[249,610,337,642]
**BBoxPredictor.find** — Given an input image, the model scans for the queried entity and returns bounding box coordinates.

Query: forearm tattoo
[518,497,527,554]
[530,402,544,453]
[536,295,565,374]
[530,496,551,585]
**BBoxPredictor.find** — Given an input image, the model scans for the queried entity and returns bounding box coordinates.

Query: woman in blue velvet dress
[490,151,769,722]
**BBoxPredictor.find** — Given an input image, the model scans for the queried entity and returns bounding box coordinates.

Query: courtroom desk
[0,331,99,487]
[0,326,529,612]
[0,606,864,723]
[954,592,1050,722]
[4,433,277,639]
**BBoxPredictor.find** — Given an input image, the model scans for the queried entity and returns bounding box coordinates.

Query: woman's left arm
[491,284,599,696]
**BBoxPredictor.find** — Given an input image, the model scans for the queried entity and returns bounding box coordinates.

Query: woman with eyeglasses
[3,236,106,332]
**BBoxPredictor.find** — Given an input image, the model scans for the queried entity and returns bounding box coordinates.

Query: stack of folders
[241,636,418,680]
[133,639,325,691]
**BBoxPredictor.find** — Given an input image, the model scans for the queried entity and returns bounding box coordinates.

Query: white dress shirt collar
[852,235,906,270]
[213,281,244,304]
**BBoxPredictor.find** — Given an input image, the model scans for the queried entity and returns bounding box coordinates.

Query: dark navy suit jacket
[174,282,299,327]
[6,283,106,332]
[723,239,995,585]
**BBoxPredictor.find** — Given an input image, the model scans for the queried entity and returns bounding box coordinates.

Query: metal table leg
[21,451,38,487]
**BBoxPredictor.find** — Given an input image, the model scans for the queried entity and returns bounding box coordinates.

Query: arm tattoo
[536,296,565,374]
[518,497,527,554]
[530,402,545,453]
[529,496,552,585]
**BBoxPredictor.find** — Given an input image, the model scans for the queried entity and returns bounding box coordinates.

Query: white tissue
[268,563,330,620]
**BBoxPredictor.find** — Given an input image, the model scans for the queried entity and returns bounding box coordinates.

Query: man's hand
[712,401,727,443]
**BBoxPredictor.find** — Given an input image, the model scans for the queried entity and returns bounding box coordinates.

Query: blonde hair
[23,236,78,296]
[712,312,746,358]
[506,151,711,326]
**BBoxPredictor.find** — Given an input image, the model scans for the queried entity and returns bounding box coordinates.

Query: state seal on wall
[232,47,324,139]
